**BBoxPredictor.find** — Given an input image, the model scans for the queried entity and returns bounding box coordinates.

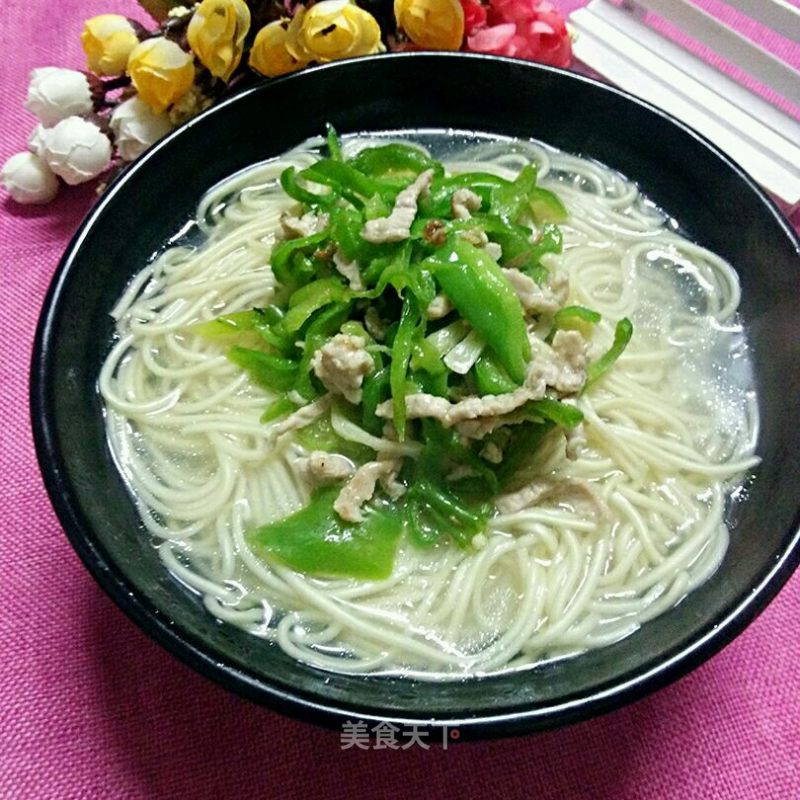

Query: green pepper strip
[295,402,374,463]
[372,249,436,308]
[491,163,538,222]
[525,398,584,428]
[326,123,342,161]
[260,396,297,424]
[270,230,329,290]
[425,237,530,384]
[408,479,485,548]
[248,486,403,580]
[390,294,420,440]
[227,346,299,392]
[364,193,391,220]
[299,160,397,207]
[329,205,381,265]
[546,305,602,344]
[472,352,517,395]
[496,421,555,490]
[410,337,447,376]
[554,305,602,326]
[489,164,567,224]
[422,172,513,217]
[190,308,295,355]
[279,166,331,207]
[361,365,391,435]
[529,186,568,223]
[292,302,352,400]
[190,309,262,339]
[279,277,350,334]
[586,318,634,388]
[348,143,445,181]
[420,419,498,493]
[528,223,563,264]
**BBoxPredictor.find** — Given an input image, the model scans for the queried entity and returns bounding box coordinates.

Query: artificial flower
[168,85,215,124]
[110,96,174,160]
[292,0,382,63]
[394,0,465,51]
[81,14,140,75]
[127,37,195,113]
[0,152,59,204]
[27,124,48,156]
[24,68,93,127]
[467,0,571,67]
[39,117,112,185]
[249,20,309,78]
[187,0,251,82]
[460,0,487,36]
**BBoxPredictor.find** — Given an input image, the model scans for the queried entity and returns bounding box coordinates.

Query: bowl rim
[30,51,800,737]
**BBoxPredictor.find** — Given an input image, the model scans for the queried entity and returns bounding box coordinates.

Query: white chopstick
[722,0,800,42]
[622,0,800,104]
[569,0,800,209]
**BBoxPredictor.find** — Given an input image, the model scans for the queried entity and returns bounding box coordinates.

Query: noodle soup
[100,131,758,677]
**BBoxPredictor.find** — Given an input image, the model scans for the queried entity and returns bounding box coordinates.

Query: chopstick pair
[568,0,800,210]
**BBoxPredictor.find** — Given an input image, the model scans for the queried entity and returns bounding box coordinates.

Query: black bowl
[31,53,800,738]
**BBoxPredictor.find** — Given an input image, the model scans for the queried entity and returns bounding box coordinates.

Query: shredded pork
[425,294,453,320]
[527,330,589,396]
[332,248,364,291]
[550,330,588,394]
[496,478,607,517]
[295,451,355,486]
[484,241,503,262]
[456,228,488,248]
[281,210,329,239]
[269,395,332,441]
[373,329,590,439]
[503,268,562,315]
[565,422,587,460]
[311,334,374,404]
[451,188,482,220]
[375,386,543,430]
[334,459,402,522]
[361,169,434,243]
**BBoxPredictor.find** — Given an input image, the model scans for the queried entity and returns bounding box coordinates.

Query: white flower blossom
[40,117,112,185]
[1,152,59,204]
[110,97,173,161]
[25,67,93,127]
[27,124,48,156]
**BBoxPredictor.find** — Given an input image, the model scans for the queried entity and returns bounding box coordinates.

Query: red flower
[466,0,572,68]
[459,0,488,36]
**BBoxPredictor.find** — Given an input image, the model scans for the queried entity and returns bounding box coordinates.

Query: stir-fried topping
[193,128,633,580]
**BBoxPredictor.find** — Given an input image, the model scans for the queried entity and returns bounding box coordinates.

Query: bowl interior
[32,54,800,736]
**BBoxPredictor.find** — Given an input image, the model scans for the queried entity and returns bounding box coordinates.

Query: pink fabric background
[1,2,799,798]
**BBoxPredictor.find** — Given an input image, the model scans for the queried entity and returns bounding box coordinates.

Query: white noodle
[100,133,758,679]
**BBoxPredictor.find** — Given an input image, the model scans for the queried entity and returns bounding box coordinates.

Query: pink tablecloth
[1,2,799,798]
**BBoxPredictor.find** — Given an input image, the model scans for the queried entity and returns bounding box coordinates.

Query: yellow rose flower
[187,0,251,82]
[81,14,140,76]
[394,0,464,51]
[293,0,382,64]
[249,21,309,78]
[127,38,195,114]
